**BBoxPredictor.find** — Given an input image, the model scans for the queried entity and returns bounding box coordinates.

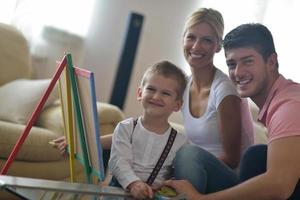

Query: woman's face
[183,22,220,69]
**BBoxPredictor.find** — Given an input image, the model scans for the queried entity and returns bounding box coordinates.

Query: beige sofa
[0,23,124,199]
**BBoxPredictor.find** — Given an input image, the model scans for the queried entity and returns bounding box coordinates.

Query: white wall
[83,0,200,123]
[82,0,300,125]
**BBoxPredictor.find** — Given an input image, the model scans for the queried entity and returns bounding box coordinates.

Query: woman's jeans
[240,144,300,200]
[174,144,239,194]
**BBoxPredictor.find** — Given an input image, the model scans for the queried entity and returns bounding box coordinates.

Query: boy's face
[137,74,182,119]
[225,47,276,102]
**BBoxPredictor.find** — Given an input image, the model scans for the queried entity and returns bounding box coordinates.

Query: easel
[1,53,104,184]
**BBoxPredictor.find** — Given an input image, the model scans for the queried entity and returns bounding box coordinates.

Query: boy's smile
[137,74,182,119]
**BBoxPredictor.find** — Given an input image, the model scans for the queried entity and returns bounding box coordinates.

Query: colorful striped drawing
[1,53,105,185]
[59,54,104,183]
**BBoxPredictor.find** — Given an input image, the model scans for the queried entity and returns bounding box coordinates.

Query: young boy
[108,60,188,199]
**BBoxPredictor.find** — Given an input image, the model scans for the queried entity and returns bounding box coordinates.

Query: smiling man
[164,23,300,200]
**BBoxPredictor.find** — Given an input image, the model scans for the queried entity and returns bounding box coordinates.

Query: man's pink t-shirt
[258,75,300,143]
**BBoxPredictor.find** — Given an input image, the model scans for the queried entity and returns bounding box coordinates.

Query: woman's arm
[217,95,242,168]
[101,134,113,149]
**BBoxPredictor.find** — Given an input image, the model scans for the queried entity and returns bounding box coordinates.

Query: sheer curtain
[197,0,300,83]
[0,1,16,24]
[0,0,95,78]
[1,1,299,81]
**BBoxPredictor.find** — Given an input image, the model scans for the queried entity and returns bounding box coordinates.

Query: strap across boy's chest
[130,118,177,185]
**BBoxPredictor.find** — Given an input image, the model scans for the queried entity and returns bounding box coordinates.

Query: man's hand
[163,180,202,200]
[127,180,154,199]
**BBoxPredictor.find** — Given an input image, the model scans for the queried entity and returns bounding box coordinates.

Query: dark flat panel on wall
[110,12,144,109]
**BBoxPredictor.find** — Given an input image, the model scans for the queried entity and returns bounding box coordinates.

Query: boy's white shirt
[108,117,188,189]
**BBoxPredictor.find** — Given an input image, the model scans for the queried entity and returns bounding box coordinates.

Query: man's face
[225,47,271,102]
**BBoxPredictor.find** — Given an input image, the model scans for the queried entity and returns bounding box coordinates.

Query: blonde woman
[173,8,254,193]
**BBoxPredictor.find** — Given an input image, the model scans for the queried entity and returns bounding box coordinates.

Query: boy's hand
[127,180,154,199]
[49,136,68,156]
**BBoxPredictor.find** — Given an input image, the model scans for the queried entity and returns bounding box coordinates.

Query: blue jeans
[239,144,300,200]
[174,144,239,194]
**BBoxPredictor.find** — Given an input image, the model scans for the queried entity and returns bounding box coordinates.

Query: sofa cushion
[0,79,58,124]
[36,101,125,136]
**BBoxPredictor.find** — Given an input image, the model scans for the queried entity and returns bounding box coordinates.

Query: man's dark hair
[223,23,277,64]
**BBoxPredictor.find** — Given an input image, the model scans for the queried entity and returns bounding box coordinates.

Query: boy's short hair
[141,60,187,99]
[223,23,277,65]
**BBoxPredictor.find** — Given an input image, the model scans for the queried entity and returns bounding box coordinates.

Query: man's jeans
[240,144,300,200]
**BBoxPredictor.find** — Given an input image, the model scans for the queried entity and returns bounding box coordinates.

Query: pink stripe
[74,67,91,78]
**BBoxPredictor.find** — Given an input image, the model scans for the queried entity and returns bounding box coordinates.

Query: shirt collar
[258,75,286,124]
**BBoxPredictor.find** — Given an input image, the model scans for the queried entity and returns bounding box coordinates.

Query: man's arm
[165,136,300,200]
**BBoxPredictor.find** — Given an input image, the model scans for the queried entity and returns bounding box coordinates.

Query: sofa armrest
[96,102,125,135]
[0,120,64,161]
